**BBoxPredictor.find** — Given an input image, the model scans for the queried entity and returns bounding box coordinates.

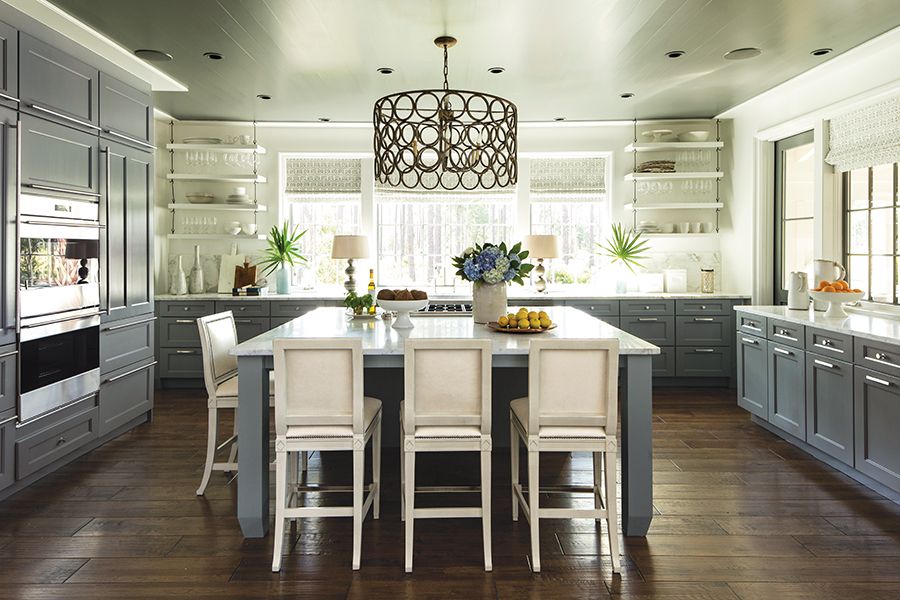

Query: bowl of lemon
[487,308,556,334]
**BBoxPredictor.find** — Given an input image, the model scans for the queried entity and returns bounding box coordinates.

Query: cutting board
[234,260,258,289]
[217,254,246,293]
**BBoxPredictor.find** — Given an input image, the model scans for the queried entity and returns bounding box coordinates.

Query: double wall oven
[17,186,103,423]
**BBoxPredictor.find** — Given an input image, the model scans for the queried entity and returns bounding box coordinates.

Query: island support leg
[237,355,270,538]
[621,354,653,536]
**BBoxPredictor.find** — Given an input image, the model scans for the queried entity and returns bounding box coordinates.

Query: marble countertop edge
[735,305,900,346]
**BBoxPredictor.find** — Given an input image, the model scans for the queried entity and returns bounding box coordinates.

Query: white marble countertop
[735,305,900,346]
[157,289,749,302]
[232,306,660,357]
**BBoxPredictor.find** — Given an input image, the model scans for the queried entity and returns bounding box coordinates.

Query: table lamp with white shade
[331,234,369,292]
[523,234,560,293]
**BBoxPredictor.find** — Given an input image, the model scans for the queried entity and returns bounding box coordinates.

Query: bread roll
[377,289,395,300]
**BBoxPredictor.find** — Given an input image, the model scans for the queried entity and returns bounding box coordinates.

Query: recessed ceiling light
[810,48,833,57]
[203,51,223,60]
[619,92,635,99]
[256,94,271,100]
[723,47,762,60]
[665,50,685,59]
[376,67,394,74]
[487,66,505,74]
[133,49,172,62]
[554,117,566,121]
[318,117,331,122]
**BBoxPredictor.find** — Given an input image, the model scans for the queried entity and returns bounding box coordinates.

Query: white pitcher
[810,259,846,311]
[787,271,809,310]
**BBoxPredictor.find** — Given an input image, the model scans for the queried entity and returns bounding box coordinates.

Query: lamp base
[534,259,547,293]
[344,258,356,293]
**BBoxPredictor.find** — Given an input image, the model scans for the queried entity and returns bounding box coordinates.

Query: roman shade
[529,156,607,200]
[825,95,900,172]
[283,157,362,195]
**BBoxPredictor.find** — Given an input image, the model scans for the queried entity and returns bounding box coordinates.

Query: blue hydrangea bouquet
[452,242,534,285]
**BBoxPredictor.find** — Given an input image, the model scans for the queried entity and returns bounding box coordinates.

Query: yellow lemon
[539,317,551,328]
[498,316,509,327]
[516,308,528,316]
[507,313,516,321]
[528,311,538,320]
[508,318,518,328]
[518,319,530,329]
[538,311,549,320]
[530,318,541,329]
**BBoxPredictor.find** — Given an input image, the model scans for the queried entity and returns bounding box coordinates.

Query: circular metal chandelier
[373,36,518,191]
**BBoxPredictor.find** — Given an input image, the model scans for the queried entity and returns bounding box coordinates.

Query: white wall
[154,119,730,291]
[717,26,900,303]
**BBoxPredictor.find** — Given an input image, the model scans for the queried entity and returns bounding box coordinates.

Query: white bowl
[377,298,429,328]
[809,290,864,317]
[242,223,258,235]
[678,131,710,142]
[186,193,214,204]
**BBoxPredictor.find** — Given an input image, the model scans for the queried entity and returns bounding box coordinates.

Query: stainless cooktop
[415,303,473,315]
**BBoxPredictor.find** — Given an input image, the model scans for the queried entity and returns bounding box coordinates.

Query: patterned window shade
[826,95,900,172]
[283,157,362,195]
[529,156,607,200]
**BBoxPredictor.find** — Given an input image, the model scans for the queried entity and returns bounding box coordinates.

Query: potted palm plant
[258,223,307,294]
[595,224,650,293]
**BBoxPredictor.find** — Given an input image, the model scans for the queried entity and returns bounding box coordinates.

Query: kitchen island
[231,306,660,538]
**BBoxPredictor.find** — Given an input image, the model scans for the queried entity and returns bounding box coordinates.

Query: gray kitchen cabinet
[620,316,675,346]
[19,33,100,132]
[767,341,806,439]
[806,328,852,360]
[737,334,767,418]
[215,301,270,317]
[565,300,619,318]
[0,408,13,491]
[738,313,766,337]
[676,346,732,377]
[158,301,216,317]
[99,73,153,150]
[0,20,17,106]
[620,300,674,316]
[676,316,731,346]
[854,366,900,493]
[16,396,99,479]
[159,317,202,348]
[806,353,854,466]
[100,315,155,375]
[767,318,805,350]
[0,345,16,414]
[158,347,203,379]
[0,107,15,346]
[99,358,154,436]
[854,337,900,378]
[101,141,154,321]
[20,115,99,196]
[675,299,733,316]
[653,347,676,377]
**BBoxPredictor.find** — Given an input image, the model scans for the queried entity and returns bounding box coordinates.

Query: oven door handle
[20,312,102,329]
[20,218,104,229]
[22,183,102,199]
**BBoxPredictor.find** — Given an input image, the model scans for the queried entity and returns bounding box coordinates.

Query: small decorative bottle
[170,255,187,295]
[700,268,715,294]
[189,245,205,294]
[367,268,376,314]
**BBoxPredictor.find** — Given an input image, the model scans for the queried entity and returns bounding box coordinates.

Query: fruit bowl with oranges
[809,279,864,318]
[487,308,556,334]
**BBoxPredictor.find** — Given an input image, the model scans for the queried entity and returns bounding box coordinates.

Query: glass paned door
[774,131,815,304]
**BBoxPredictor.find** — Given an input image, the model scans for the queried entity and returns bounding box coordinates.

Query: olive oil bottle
[367,268,376,314]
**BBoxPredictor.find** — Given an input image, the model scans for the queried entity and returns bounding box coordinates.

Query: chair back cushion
[528,339,619,433]
[197,312,239,396]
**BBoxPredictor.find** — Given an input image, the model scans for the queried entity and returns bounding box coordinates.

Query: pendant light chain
[442,44,450,91]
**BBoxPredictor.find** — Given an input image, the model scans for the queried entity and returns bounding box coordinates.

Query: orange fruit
[817,280,830,289]
[852,288,862,293]
[834,280,848,290]
[822,285,836,292]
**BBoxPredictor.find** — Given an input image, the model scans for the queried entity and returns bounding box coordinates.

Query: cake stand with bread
[376,288,429,328]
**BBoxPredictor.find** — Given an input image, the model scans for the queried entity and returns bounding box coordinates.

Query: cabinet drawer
[20,115,99,196]
[737,334,768,419]
[215,301,270,317]
[676,346,732,377]
[566,300,618,317]
[620,300,674,316]
[0,20,17,107]
[158,348,203,379]
[767,318,805,349]
[0,408,14,492]
[270,301,322,318]
[16,398,99,479]
[737,313,766,336]
[157,301,215,317]
[806,328,852,359]
[100,315,155,375]
[620,316,675,346]
[676,316,731,346]
[653,346,676,377]
[233,317,271,343]
[854,366,900,492]
[854,338,900,378]
[99,73,153,149]
[806,354,854,466]
[0,347,16,414]
[676,299,732,316]
[767,341,806,439]
[19,33,100,131]
[99,359,154,436]
[158,317,201,348]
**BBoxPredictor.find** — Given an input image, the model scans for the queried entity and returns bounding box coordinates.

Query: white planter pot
[472,281,508,324]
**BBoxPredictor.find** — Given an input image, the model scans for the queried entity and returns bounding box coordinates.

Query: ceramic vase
[472,281,507,324]
[189,245,205,294]
[275,263,290,294]
[169,255,187,295]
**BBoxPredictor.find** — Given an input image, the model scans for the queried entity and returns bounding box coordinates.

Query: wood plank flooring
[0,387,898,599]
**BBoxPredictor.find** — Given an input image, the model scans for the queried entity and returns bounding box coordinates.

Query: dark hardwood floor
[1,388,899,599]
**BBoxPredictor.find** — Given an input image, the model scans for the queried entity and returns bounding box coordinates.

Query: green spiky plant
[258,222,308,275]
[596,223,650,273]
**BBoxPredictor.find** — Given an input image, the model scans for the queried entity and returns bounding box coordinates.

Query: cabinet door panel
[100,316,155,375]
[806,354,854,466]
[676,316,731,346]
[126,149,153,313]
[0,408,14,492]
[99,359,154,436]
[16,400,99,479]
[99,73,152,148]
[0,20,17,107]
[620,316,675,346]
[676,299,731,316]
[620,300,674,316]
[0,108,15,346]
[20,115,99,195]
[566,300,619,317]
[102,144,127,317]
[158,348,203,379]
[676,346,731,377]
[215,301,269,317]
[653,347,676,377]
[854,366,900,492]
[0,347,16,414]
[767,341,806,439]
[737,334,767,418]
[159,318,202,348]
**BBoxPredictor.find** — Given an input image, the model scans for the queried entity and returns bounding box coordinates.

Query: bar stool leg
[510,419,519,521]
[528,449,541,573]
[352,445,364,570]
[227,408,238,465]
[196,407,218,496]
[372,419,382,520]
[271,449,287,572]
[400,417,405,521]
[592,451,603,521]
[481,448,493,572]
[404,447,415,573]
[605,448,621,574]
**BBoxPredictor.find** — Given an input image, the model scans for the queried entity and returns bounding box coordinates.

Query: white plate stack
[636,220,660,234]
[183,137,222,144]
[226,186,252,205]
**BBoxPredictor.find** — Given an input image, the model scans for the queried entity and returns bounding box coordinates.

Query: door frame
[773,130,815,305]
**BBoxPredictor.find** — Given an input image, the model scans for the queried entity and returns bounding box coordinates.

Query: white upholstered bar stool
[400,338,493,573]
[196,311,279,496]
[509,338,621,573]
[271,338,382,572]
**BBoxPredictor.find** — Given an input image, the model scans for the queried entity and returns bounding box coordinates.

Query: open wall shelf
[625,141,724,152]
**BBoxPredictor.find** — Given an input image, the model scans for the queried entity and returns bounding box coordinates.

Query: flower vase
[275,263,290,294]
[169,255,187,295]
[188,245,204,294]
[472,281,507,324]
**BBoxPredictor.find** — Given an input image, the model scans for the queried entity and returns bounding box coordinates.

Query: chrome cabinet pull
[0,92,19,103]
[0,349,18,359]
[693,317,714,322]
[637,317,658,322]
[864,354,898,369]
[742,321,761,332]
[813,342,843,354]
[741,337,758,345]
[875,352,890,361]
[814,359,835,369]
[865,375,891,387]
[104,360,157,383]
[773,347,792,356]
[56,437,67,446]
[103,316,156,331]
[27,103,101,131]
[695,348,715,353]
[234,318,253,323]
[103,128,155,150]
[0,414,18,427]
[174,349,195,354]
[773,331,798,342]
[174,319,194,323]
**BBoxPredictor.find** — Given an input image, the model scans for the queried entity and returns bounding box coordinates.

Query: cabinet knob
[821,338,832,346]
[239,306,246,311]
[644,306,651,310]
[56,437,67,446]
[701,305,707,310]
[183,307,189,311]
[875,352,889,361]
